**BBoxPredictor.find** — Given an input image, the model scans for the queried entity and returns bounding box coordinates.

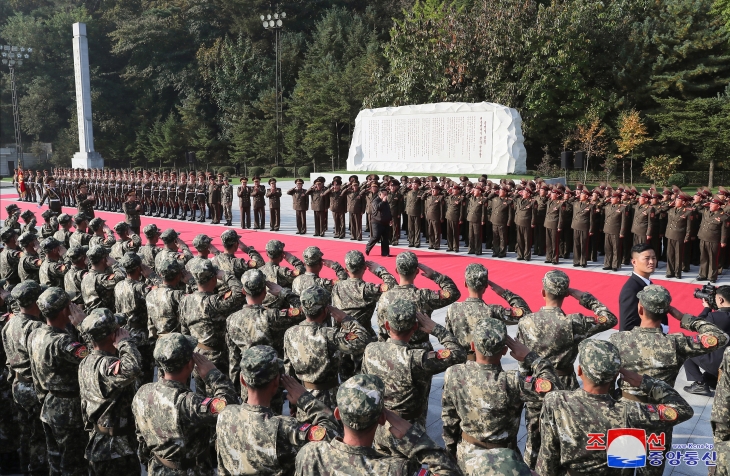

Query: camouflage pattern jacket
[19,251,43,282]
[132,369,238,474]
[81,266,126,313]
[69,229,93,248]
[537,376,693,475]
[39,256,67,288]
[376,272,460,350]
[217,391,340,476]
[292,263,348,296]
[211,248,264,279]
[64,266,88,306]
[53,229,72,248]
[711,347,730,475]
[139,243,161,271]
[261,258,306,309]
[441,352,560,457]
[609,313,728,399]
[115,275,162,347]
[516,293,617,389]
[89,234,116,254]
[445,292,531,352]
[294,424,462,476]
[154,246,194,271]
[146,284,187,339]
[0,246,21,285]
[2,312,44,383]
[330,268,397,338]
[78,340,142,462]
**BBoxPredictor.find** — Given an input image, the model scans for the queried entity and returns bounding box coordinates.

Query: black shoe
[602,267,611,270]
[665,275,674,278]
[516,257,524,261]
[553,261,559,265]
[683,381,711,396]
[365,247,371,256]
[697,276,707,281]
[573,264,579,267]
[710,279,717,283]
[612,268,619,272]
[581,264,587,268]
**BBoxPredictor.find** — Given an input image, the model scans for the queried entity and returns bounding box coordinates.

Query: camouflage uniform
[147,257,187,338]
[69,227,93,249]
[227,269,302,404]
[537,340,694,476]
[463,449,532,476]
[4,204,21,230]
[442,318,559,472]
[64,246,89,306]
[211,230,264,279]
[154,229,194,271]
[81,245,126,312]
[39,237,68,288]
[362,299,466,456]
[18,232,42,282]
[40,210,59,239]
[376,251,460,350]
[284,286,370,409]
[0,227,22,285]
[294,374,462,476]
[133,333,238,475]
[179,259,245,396]
[139,224,162,271]
[711,347,730,476]
[260,240,305,309]
[78,309,142,475]
[609,285,728,476]
[445,263,530,353]
[53,213,73,248]
[291,246,348,295]
[216,345,340,475]
[1,282,48,475]
[517,270,618,468]
[28,287,90,476]
[114,252,162,384]
[88,218,116,253]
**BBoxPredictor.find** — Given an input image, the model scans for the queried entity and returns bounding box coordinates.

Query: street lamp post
[2,45,32,168]
[261,11,285,166]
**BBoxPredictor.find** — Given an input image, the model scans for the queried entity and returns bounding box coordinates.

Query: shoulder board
[379,283,389,292]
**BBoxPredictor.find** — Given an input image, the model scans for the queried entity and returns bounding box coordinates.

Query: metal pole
[9,65,23,168]
[275,28,279,166]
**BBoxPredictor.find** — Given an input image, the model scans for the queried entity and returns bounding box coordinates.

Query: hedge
[216,166,235,176]
[270,166,288,177]
[668,173,688,188]
[297,165,313,177]
[248,166,265,178]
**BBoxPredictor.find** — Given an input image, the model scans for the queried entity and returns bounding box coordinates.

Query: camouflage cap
[87,245,109,264]
[88,217,106,231]
[384,299,417,332]
[265,239,284,258]
[468,449,532,476]
[241,269,267,296]
[158,255,184,279]
[189,258,218,284]
[344,250,366,272]
[79,308,118,342]
[300,285,331,316]
[113,221,130,233]
[337,374,385,430]
[160,229,179,244]
[240,345,281,387]
[0,227,18,242]
[18,232,37,247]
[153,333,197,373]
[192,234,212,251]
[637,284,671,315]
[220,229,240,246]
[41,209,57,220]
[473,318,507,357]
[66,245,88,262]
[395,251,419,276]
[73,213,90,225]
[5,203,19,213]
[465,263,489,290]
[302,246,323,266]
[143,223,161,238]
[11,281,46,307]
[37,287,70,318]
[117,252,142,271]
[128,234,142,251]
[542,270,569,297]
[578,340,621,385]
[57,213,72,224]
[40,237,62,251]
[21,209,34,220]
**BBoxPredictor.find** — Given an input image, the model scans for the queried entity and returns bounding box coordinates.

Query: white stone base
[72,151,104,170]
[347,102,527,175]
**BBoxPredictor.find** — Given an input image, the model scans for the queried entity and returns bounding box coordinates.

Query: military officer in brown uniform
[534,184,550,256]
[306,178,328,236]
[467,185,488,255]
[697,197,728,282]
[238,177,252,229]
[346,181,364,240]
[544,188,565,264]
[405,179,425,247]
[665,191,693,278]
[490,186,513,258]
[631,190,658,246]
[267,178,282,231]
[602,191,630,271]
[386,180,404,246]
[207,175,221,224]
[323,180,348,239]
[288,178,309,234]
[571,188,595,267]
[424,184,445,250]
[445,185,465,252]
[251,176,266,229]
[514,187,537,261]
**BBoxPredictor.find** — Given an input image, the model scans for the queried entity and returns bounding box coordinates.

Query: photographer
[683,285,730,395]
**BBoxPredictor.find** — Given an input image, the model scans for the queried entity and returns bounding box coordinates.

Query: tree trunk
[630,156,633,186]
[622,159,625,184]
[709,159,715,189]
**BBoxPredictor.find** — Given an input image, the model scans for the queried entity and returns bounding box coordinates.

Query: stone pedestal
[72,151,104,170]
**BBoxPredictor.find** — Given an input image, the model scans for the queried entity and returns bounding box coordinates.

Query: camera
[694,284,718,310]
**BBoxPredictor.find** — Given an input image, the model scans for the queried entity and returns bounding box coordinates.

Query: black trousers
[367,221,391,256]
[684,355,720,383]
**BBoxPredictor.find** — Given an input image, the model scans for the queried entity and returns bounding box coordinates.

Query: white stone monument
[347,102,526,175]
[71,22,103,169]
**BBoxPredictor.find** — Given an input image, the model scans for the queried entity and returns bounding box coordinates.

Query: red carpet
[1,200,704,333]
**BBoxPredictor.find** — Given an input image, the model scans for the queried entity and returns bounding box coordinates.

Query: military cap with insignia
[0,227,18,242]
[542,270,569,297]
[11,281,47,307]
[18,232,37,247]
[265,239,285,258]
[295,178,304,185]
[268,177,277,184]
[240,345,282,387]
[384,298,417,332]
[79,308,119,342]
[160,229,179,244]
[37,286,70,318]
[578,339,621,385]
[241,269,266,296]
[220,229,241,247]
[637,284,671,315]
[189,258,218,284]
[395,251,419,276]
[143,223,161,238]
[154,333,197,373]
[337,374,385,430]
[302,246,323,266]
[192,234,213,251]
[300,285,331,316]
[86,244,109,264]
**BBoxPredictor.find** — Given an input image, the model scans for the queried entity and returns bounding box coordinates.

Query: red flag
[18,165,26,195]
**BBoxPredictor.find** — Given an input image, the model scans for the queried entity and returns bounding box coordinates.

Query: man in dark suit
[683,285,730,395]
[365,187,392,257]
[619,243,664,331]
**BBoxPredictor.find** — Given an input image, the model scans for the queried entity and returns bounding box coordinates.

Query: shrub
[248,166,265,178]
[216,166,235,176]
[667,173,688,188]
[270,166,288,177]
[297,165,313,177]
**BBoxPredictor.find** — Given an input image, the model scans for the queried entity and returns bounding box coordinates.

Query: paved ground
[1,181,720,475]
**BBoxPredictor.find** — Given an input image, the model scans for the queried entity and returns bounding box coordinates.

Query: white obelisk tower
[72,22,103,169]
